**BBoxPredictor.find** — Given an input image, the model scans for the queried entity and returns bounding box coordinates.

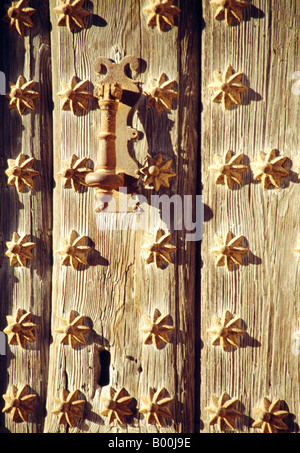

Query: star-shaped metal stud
[100,387,134,425]
[51,388,85,427]
[251,149,289,189]
[208,64,248,110]
[6,74,39,115]
[5,232,35,267]
[143,0,181,32]
[144,73,178,114]
[3,308,37,348]
[55,310,90,349]
[210,0,249,26]
[54,0,90,33]
[205,392,242,431]
[57,76,93,115]
[56,230,92,269]
[209,150,248,189]
[138,153,176,191]
[5,152,39,192]
[139,308,174,349]
[207,310,245,351]
[252,398,289,433]
[210,231,249,271]
[143,229,177,268]
[139,387,173,427]
[58,154,92,192]
[3,0,37,36]
[2,384,36,422]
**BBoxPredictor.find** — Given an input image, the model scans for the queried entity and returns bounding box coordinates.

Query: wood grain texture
[200,0,300,433]
[0,0,53,433]
[44,0,198,433]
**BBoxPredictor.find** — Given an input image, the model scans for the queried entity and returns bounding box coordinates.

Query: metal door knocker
[85,55,141,212]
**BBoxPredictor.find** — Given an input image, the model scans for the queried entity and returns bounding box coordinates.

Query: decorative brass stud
[208,64,248,110]
[137,153,176,191]
[139,387,173,427]
[251,149,289,189]
[2,384,36,422]
[252,398,289,433]
[209,150,248,189]
[55,310,90,349]
[139,308,174,349]
[5,152,39,192]
[5,232,35,267]
[210,0,249,27]
[6,74,39,115]
[57,76,93,115]
[100,387,134,425]
[205,392,242,431]
[210,231,249,271]
[144,73,178,114]
[59,154,92,192]
[56,230,92,269]
[3,308,37,348]
[51,388,85,427]
[143,0,181,32]
[142,229,177,268]
[3,0,36,36]
[207,310,245,351]
[53,0,90,33]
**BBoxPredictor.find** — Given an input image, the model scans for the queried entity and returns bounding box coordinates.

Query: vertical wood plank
[45,0,198,433]
[200,0,299,433]
[0,0,52,433]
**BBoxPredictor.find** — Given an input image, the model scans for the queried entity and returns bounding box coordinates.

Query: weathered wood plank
[45,0,198,433]
[200,0,300,433]
[0,0,52,433]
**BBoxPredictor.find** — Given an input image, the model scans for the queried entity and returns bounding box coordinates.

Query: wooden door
[0,0,299,435]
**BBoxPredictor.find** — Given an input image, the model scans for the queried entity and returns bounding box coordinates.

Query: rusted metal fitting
[85,56,141,212]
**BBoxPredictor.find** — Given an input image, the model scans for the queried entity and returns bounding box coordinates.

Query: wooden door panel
[1,0,298,435]
[200,0,299,433]
[44,0,199,433]
[0,0,52,433]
